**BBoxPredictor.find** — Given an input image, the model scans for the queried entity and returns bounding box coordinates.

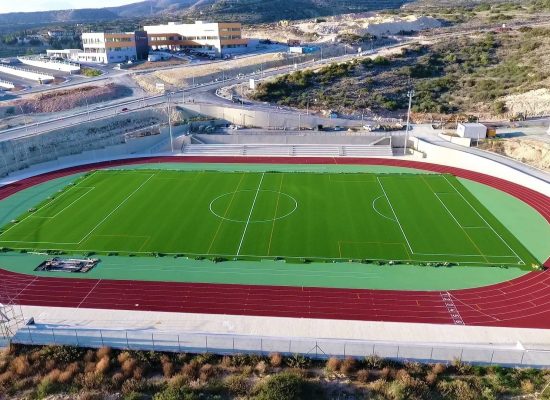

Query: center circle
[209,190,298,223]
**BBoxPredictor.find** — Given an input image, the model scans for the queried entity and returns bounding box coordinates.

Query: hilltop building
[143,21,248,57]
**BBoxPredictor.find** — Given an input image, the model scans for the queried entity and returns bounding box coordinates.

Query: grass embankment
[252,26,550,119]
[1,344,549,399]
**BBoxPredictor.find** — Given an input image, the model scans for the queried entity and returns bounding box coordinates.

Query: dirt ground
[479,137,550,172]
[0,83,132,116]
[134,53,289,92]
[503,89,550,118]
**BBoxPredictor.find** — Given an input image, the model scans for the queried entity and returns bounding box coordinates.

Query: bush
[325,357,341,372]
[255,372,322,400]
[224,374,250,396]
[340,357,357,375]
[357,369,370,383]
[35,378,58,399]
[269,353,282,368]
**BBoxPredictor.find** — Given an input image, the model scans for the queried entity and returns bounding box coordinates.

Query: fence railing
[11,326,550,368]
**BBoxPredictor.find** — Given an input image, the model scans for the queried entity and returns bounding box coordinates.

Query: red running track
[0,156,549,328]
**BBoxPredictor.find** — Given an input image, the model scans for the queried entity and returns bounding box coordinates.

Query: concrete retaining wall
[194,133,390,145]
[438,133,472,147]
[0,64,54,83]
[18,57,80,73]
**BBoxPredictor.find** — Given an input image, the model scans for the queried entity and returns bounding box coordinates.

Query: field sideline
[0,169,538,268]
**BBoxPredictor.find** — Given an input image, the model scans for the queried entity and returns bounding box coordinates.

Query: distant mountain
[0,0,413,28]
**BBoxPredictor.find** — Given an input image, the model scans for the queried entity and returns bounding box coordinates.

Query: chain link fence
[11,326,550,368]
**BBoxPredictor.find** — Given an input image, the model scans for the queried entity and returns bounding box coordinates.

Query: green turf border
[0,162,547,291]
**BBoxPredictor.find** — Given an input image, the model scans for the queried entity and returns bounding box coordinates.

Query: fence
[11,326,550,368]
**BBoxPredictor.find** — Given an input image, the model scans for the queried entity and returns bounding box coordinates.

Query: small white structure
[289,46,304,54]
[457,123,487,140]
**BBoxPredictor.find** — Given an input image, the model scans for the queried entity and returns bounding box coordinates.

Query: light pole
[404,89,415,156]
[166,92,174,152]
[18,105,28,134]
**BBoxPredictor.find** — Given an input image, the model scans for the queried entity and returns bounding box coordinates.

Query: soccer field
[0,169,538,268]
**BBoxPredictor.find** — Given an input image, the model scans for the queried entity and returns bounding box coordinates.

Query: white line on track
[32,187,95,219]
[236,173,264,256]
[77,279,102,308]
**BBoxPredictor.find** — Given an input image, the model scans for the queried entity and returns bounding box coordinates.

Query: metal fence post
[100,330,104,347]
[520,351,525,365]
[126,331,129,349]
[490,350,494,364]
[315,341,318,358]
[372,344,376,355]
[205,336,208,353]
[396,346,400,360]
[343,343,346,358]
[430,347,434,361]
[232,338,235,354]
[75,330,79,346]
[51,329,56,344]
[177,335,181,352]
[460,348,464,361]
[152,333,155,351]
[260,338,263,356]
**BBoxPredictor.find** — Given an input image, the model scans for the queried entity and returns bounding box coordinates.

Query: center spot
[210,190,298,223]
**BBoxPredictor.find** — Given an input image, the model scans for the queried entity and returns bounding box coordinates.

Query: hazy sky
[0,0,139,14]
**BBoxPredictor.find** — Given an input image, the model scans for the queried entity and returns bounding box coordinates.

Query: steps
[181,144,393,158]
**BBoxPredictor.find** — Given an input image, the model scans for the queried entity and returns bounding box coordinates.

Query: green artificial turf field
[0,169,539,268]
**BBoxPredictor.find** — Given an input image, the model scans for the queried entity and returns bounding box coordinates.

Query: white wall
[18,57,80,73]
[0,64,54,83]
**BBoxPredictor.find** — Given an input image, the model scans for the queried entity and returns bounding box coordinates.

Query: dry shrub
[96,347,111,359]
[45,368,61,383]
[83,350,95,363]
[432,363,446,375]
[78,371,103,390]
[404,361,423,375]
[162,360,174,378]
[326,357,341,372]
[380,367,393,380]
[340,357,357,375]
[224,374,250,396]
[79,391,103,400]
[111,372,124,388]
[521,379,535,394]
[220,355,232,369]
[168,373,189,389]
[95,356,110,375]
[269,352,282,368]
[199,364,216,382]
[58,362,80,384]
[425,372,438,386]
[357,369,370,383]
[44,359,56,371]
[0,370,13,386]
[117,351,131,364]
[255,360,269,376]
[368,378,388,393]
[181,360,200,380]
[11,355,31,376]
[84,361,96,373]
[395,369,411,383]
[121,358,137,377]
[133,366,144,380]
[121,377,146,395]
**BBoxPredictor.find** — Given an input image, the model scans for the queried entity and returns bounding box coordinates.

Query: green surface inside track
[0,162,547,291]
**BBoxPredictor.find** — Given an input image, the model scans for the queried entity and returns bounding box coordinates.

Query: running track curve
[0,156,549,329]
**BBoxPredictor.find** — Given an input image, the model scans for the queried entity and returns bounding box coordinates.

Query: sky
[0,0,139,14]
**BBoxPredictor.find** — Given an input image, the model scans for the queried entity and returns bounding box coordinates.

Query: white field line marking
[433,192,489,263]
[236,172,265,256]
[77,279,102,309]
[443,175,523,264]
[376,177,414,254]
[414,252,518,258]
[0,171,98,238]
[32,187,95,219]
[371,195,396,222]
[77,174,155,245]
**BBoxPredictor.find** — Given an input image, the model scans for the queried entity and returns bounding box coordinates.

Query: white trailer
[456,123,487,140]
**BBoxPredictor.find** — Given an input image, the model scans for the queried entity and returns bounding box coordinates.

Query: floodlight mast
[167,92,174,153]
[404,88,415,156]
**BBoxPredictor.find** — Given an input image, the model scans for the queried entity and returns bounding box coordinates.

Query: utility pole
[404,89,415,156]
[167,92,174,152]
[18,105,28,134]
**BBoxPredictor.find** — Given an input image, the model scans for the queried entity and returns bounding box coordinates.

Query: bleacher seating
[181,144,393,158]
